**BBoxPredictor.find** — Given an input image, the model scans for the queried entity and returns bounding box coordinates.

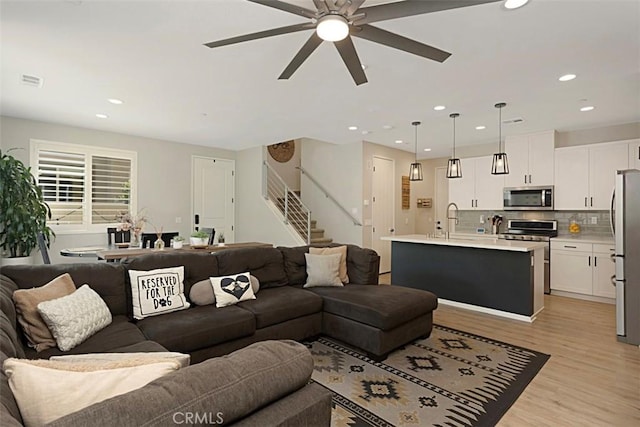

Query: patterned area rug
[308,325,549,427]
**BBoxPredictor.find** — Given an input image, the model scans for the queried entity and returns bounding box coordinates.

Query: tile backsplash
[453,210,612,237]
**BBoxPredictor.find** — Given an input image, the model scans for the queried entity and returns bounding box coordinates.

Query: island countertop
[382,234,547,252]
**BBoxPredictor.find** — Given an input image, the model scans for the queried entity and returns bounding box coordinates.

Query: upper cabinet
[504,130,555,188]
[630,140,640,170]
[555,141,629,210]
[449,156,504,210]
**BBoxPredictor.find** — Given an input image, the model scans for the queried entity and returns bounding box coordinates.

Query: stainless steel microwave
[503,186,554,211]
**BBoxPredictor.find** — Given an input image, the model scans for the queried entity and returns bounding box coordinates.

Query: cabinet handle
[584,197,588,207]
[590,197,593,207]
[529,174,532,183]
[594,256,597,267]
[564,245,577,248]
[588,256,591,266]
[524,174,528,184]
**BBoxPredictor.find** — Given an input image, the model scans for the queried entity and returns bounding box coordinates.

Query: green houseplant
[190,230,209,247]
[0,150,54,259]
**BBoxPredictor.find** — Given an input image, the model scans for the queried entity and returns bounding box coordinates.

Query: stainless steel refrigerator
[612,169,640,345]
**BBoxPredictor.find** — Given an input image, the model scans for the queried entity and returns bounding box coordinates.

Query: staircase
[275,193,332,245]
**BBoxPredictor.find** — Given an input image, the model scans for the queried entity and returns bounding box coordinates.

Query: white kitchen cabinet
[592,244,616,298]
[550,241,616,299]
[504,130,555,187]
[550,241,593,294]
[630,140,640,169]
[554,141,628,210]
[448,156,503,210]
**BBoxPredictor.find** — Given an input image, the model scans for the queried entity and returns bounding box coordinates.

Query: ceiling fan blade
[248,0,317,19]
[353,0,501,25]
[334,36,368,86]
[279,32,323,80]
[312,0,329,14]
[345,0,366,15]
[353,24,451,62]
[204,22,314,48]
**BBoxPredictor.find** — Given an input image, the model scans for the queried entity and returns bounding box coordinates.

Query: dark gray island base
[386,236,545,322]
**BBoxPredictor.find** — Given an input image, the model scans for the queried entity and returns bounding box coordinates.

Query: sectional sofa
[1,243,438,426]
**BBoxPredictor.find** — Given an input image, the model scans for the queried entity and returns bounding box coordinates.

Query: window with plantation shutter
[31,140,137,232]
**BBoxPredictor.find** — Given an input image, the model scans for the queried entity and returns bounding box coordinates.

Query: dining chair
[37,232,51,264]
[107,227,131,245]
[200,228,216,245]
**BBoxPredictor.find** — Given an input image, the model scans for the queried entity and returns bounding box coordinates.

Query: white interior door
[372,156,394,273]
[435,167,448,234]
[192,157,235,243]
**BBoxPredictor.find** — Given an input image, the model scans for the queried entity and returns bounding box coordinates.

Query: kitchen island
[382,234,546,322]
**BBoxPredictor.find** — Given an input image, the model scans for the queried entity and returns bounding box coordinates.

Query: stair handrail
[262,160,311,243]
[296,166,362,226]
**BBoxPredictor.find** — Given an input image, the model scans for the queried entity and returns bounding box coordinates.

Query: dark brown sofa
[1,243,437,426]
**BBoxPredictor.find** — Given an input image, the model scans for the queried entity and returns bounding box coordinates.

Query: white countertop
[382,234,547,252]
[553,235,614,244]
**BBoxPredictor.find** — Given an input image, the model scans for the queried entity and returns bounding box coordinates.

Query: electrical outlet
[175,217,182,224]
[590,216,598,224]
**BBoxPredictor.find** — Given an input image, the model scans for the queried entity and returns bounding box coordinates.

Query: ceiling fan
[205,0,501,85]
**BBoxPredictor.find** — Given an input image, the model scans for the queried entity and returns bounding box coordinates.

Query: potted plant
[217,232,225,246]
[190,230,209,247]
[0,150,54,264]
[172,235,185,249]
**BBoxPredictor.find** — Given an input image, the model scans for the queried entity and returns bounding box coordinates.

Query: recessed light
[558,74,576,82]
[107,98,123,105]
[504,0,529,10]
[423,148,432,152]
[382,125,393,130]
[476,125,486,130]
[395,140,403,144]
[433,105,446,111]
[362,130,370,135]
[580,106,595,112]
[348,126,358,130]
[96,113,108,119]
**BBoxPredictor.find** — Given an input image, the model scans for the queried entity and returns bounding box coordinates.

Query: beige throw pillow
[3,357,181,427]
[310,245,349,283]
[128,267,190,320]
[12,273,77,352]
[50,352,191,369]
[303,253,343,288]
[189,275,260,306]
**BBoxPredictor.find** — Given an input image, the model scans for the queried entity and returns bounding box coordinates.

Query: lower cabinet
[550,241,615,299]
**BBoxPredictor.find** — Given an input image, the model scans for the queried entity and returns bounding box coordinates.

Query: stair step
[310,237,333,244]
[310,229,325,237]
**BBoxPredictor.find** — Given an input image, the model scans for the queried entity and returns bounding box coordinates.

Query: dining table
[95,241,273,262]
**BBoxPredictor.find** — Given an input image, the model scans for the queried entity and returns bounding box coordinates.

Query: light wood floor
[379,274,640,426]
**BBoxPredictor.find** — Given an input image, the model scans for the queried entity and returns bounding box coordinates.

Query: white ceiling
[1,0,639,159]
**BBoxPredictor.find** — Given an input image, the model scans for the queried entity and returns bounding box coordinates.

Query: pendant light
[447,113,462,179]
[409,121,423,181]
[491,102,509,175]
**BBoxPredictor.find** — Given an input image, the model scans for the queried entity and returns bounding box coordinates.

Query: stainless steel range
[501,219,558,294]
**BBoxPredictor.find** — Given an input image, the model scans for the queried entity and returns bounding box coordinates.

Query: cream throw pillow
[210,272,256,308]
[12,273,76,352]
[303,253,343,288]
[50,352,191,369]
[37,285,112,351]
[128,266,190,319]
[310,245,349,283]
[3,357,182,427]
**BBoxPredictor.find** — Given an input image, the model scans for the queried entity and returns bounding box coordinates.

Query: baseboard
[438,298,540,323]
[550,290,615,304]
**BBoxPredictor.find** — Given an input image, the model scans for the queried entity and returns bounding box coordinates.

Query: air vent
[502,117,524,125]
[21,74,44,88]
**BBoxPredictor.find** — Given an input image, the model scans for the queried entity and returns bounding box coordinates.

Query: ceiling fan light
[316,15,349,42]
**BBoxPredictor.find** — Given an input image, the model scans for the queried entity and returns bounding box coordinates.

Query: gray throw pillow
[303,253,343,288]
[189,275,260,306]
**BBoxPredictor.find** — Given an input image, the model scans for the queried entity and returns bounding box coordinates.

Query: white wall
[1,116,235,264]
[300,138,363,246]
[235,146,303,247]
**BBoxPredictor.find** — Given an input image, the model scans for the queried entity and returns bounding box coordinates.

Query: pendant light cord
[414,124,418,162]
[498,104,502,152]
[452,115,456,158]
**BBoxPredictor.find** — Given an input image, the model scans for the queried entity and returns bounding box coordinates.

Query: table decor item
[218,233,225,247]
[117,210,147,248]
[190,230,209,248]
[172,235,184,249]
[153,225,165,249]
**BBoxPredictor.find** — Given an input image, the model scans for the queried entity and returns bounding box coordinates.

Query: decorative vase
[190,237,208,247]
[154,238,165,249]
[173,240,183,249]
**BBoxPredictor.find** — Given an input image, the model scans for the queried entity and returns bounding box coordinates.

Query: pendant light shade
[409,121,423,181]
[491,102,509,175]
[447,113,462,179]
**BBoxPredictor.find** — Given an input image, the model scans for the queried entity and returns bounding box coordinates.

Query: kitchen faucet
[445,202,459,239]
